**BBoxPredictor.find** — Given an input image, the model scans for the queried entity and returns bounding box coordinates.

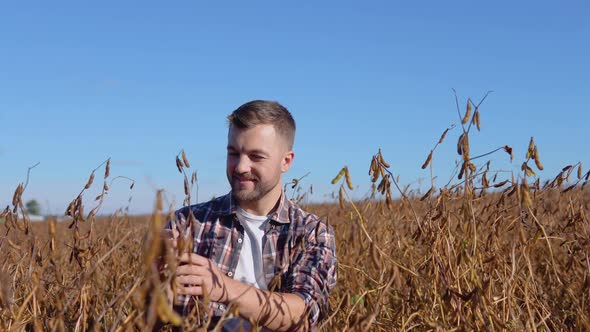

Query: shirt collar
[222,191,291,224]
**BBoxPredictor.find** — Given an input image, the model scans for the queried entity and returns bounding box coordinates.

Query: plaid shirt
[168,191,337,329]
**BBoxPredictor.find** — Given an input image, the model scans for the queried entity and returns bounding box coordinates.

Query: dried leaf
[493,180,509,188]
[562,184,576,193]
[503,145,513,161]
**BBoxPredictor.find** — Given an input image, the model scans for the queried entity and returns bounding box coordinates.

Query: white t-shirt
[233,207,268,290]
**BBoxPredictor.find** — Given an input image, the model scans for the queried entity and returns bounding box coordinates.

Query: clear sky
[1,1,588,215]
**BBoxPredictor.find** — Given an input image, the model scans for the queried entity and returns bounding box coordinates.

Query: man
[165,100,337,331]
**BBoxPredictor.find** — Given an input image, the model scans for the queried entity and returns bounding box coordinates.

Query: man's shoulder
[285,199,332,233]
[174,193,232,222]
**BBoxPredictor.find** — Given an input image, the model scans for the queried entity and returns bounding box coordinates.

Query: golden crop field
[1,96,589,331]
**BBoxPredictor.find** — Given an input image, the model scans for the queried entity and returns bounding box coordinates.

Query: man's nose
[234,155,251,174]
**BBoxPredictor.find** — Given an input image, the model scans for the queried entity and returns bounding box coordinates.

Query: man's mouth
[234,176,257,184]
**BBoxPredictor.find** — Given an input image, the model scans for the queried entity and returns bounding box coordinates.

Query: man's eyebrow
[249,149,269,156]
[226,146,269,156]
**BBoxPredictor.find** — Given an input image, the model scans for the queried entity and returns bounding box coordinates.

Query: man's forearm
[223,277,307,331]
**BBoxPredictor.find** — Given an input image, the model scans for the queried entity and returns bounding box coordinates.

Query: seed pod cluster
[458,162,476,180]
[369,157,381,183]
[521,162,536,177]
[457,134,469,158]
[331,166,354,190]
[369,150,390,184]
[376,175,391,195]
[524,137,543,171]
[12,183,23,209]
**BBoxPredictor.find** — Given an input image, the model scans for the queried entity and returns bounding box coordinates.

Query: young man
[167,100,337,331]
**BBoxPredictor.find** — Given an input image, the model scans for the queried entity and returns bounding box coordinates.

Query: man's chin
[232,188,258,202]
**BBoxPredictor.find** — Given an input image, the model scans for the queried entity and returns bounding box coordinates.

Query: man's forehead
[227,125,288,148]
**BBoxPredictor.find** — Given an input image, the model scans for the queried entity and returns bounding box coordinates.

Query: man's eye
[251,155,264,161]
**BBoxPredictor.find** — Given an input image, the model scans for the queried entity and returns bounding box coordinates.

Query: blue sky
[1,1,588,214]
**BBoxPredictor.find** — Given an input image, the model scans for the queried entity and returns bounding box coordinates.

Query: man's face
[226,124,294,204]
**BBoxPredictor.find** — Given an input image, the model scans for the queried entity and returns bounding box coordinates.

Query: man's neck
[237,185,282,216]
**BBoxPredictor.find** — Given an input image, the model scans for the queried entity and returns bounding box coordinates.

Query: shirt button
[227,271,234,277]
[237,238,243,244]
[218,304,225,310]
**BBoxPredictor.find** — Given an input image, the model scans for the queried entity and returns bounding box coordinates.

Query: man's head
[227,100,296,150]
[226,100,296,206]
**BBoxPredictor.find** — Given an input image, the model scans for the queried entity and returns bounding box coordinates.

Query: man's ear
[281,150,295,173]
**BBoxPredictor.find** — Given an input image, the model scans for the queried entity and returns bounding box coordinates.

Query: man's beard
[230,175,275,203]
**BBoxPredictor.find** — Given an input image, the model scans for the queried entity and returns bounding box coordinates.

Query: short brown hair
[227,100,296,149]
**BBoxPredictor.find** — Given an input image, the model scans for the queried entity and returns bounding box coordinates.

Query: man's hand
[175,253,230,303]
[173,252,307,331]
